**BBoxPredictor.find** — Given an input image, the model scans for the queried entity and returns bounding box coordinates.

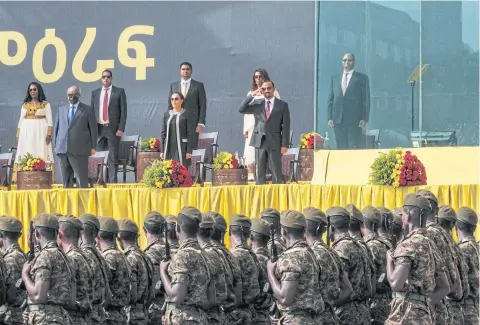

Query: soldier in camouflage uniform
[229,214,261,324]
[97,217,130,325]
[390,208,404,244]
[455,207,479,325]
[417,190,461,325]
[385,194,450,325]
[118,219,154,325]
[142,211,167,325]
[436,205,469,325]
[206,211,242,323]
[22,213,74,325]
[267,210,324,324]
[159,206,213,325]
[197,214,226,325]
[376,207,394,249]
[260,208,286,256]
[303,207,352,325]
[165,215,180,255]
[326,207,371,325]
[250,218,274,325]
[362,206,391,325]
[80,213,111,325]
[0,216,26,325]
[58,216,94,325]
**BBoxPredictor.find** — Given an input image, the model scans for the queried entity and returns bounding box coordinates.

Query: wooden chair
[281,147,300,183]
[118,135,140,183]
[188,149,206,183]
[87,151,109,187]
[0,151,15,187]
[197,132,219,163]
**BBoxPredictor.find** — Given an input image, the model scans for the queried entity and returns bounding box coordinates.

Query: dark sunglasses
[29,88,37,92]
[102,75,112,79]
[171,97,181,101]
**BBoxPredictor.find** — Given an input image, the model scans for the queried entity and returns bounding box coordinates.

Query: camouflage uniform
[267,237,286,257]
[142,212,167,325]
[26,214,73,325]
[165,215,180,256]
[0,217,26,325]
[99,217,130,325]
[274,210,324,324]
[165,238,210,325]
[80,214,110,325]
[261,208,286,256]
[327,207,371,325]
[456,207,479,325]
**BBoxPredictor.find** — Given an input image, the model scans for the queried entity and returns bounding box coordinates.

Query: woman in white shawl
[243,68,280,180]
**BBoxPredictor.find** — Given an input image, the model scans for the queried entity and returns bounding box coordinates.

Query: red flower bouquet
[142,159,193,188]
[300,132,325,149]
[398,151,427,187]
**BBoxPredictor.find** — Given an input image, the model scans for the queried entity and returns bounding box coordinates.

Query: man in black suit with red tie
[327,53,370,149]
[239,80,290,185]
[90,69,128,183]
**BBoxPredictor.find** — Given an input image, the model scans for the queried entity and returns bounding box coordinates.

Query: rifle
[268,224,279,316]
[388,218,397,250]
[16,221,35,308]
[160,223,171,313]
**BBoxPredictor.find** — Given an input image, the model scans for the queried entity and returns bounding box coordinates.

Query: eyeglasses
[261,86,273,91]
[171,97,181,101]
[29,88,37,92]
[102,75,112,79]
[342,59,353,62]
[67,94,79,97]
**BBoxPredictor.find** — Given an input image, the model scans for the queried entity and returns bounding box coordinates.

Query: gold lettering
[0,31,27,65]
[117,25,154,80]
[72,28,114,82]
[32,29,67,83]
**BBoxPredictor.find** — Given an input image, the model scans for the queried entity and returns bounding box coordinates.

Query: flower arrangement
[142,159,192,188]
[18,153,46,171]
[139,137,161,152]
[299,132,324,149]
[213,152,240,169]
[369,148,427,188]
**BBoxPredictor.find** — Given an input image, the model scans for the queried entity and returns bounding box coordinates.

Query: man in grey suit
[168,62,207,148]
[239,80,290,185]
[54,86,98,188]
[90,69,127,183]
[327,53,370,149]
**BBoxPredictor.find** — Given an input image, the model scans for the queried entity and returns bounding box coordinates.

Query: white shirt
[265,97,275,116]
[180,78,191,96]
[98,85,112,124]
[341,69,354,88]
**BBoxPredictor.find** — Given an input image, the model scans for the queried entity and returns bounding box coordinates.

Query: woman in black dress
[161,92,195,167]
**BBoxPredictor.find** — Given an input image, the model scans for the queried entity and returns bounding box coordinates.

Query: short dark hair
[167,223,178,241]
[282,226,304,239]
[230,226,250,240]
[82,223,98,239]
[102,69,113,77]
[180,62,192,69]
[392,223,402,237]
[349,220,362,232]
[306,219,325,237]
[59,222,80,240]
[0,230,21,241]
[262,80,275,88]
[118,231,137,242]
[177,214,199,237]
[250,232,269,246]
[363,218,377,232]
[211,228,224,242]
[98,230,115,242]
[144,222,163,235]
[36,227,56,241]
[456,220,476,234]
[198,227,214,239]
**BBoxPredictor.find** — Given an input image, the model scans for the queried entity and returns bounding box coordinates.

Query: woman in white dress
[243,68,280,180]
[15,82,54,169]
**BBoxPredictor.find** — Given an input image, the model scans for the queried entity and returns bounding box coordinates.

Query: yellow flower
[394,176,400,182]
[23,166,29,171]
[155,181,162,188]
[224,164,229,169]
[396,154,402,160]
[396,170,401,175]
[390,173,396,179]
[395,164,400,170]
[229,163,233,168]
[393,181,400,188]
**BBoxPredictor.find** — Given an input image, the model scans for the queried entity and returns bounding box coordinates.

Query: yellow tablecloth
[1,183,478,251]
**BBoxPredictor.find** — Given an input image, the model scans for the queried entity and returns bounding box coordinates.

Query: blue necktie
[68,105,75,124]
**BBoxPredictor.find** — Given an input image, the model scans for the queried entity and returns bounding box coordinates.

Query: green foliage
[368,148,403,186]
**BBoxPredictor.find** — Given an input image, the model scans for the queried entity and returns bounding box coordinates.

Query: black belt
[99,123,109,127]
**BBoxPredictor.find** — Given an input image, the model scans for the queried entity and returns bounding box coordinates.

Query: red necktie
[103,88,109,122]
[266,100,271,119]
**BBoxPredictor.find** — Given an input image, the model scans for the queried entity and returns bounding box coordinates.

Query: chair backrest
[188,149,206,178]
[364,129,380,149]
[88,151,109,180]
[289,130,294,147]
[119,135,140,165]
[197,132,218,163]
[281,147,300,180]
[0,152,13,185]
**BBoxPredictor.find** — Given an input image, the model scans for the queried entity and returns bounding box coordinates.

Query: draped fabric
[0,183,477,251]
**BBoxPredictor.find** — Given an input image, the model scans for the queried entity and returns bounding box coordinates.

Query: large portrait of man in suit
[327,53,370,149]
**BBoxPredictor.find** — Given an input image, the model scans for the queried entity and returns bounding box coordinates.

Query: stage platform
[1,183,478,251]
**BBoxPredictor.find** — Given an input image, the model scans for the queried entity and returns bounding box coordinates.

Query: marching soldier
[229,214,260,324]
[260,208,286,256]
[455,207,479,325]
[362,206,391,325]
[21,213,74,325]
[58,215,94,325]
[97,217,130,325]
[206,211,242,323]
[267,210,324,324]
[249,218,273,325]
[303,207,352,324]
[327,207,371,325]
[417,190,461,325]
[376,207,394,249]
[0,216,26,325]
[159,206,214,325]
[142,211,167,325]
[197,215,226,325]
[79,213,111,325]
[385,194,450,325]
[165,215,179,255]
[117,219,154,325]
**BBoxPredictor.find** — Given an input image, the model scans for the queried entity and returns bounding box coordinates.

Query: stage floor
[1,183,478,250]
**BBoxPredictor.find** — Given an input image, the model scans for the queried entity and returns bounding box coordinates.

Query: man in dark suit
[327,53,370,149]
[168,62,207,148]
[54,86,98,188]
[90,69,127,183]
[239,80,290,185]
